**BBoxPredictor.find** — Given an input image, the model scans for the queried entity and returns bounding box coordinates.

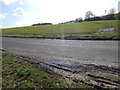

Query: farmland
[2,20,120,40]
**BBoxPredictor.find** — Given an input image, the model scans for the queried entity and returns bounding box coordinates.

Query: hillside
[2,20,120,40]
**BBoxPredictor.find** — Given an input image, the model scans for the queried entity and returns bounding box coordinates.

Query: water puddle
[42,62,78,68]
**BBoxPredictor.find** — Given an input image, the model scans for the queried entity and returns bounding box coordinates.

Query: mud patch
[40,61,120,89]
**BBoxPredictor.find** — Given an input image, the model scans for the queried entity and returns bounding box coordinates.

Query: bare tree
[85,11,95,19]
[104,10,107,15]
[109,8,116,14]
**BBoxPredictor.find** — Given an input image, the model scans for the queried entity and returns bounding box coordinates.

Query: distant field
[2,20,120,40]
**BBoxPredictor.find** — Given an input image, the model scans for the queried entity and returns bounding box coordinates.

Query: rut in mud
[40,61,119,89]
[17,54,119,89]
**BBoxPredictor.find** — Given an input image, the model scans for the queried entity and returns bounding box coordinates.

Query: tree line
[59,8,120,24]
[32,23,52,26]
[32,8,119,26]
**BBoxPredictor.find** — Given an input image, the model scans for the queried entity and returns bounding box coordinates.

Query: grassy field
[2,53,91,89]
[1,20,120,40]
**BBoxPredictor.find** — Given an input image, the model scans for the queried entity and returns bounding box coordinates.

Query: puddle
[42,62,78,68]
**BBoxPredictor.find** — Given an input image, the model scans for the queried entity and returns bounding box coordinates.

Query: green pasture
[1,20,120,40]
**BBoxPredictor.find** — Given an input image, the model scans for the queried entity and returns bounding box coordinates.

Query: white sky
[0,0,119,28]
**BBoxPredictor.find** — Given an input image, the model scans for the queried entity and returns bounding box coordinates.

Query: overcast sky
[0,0,119,28]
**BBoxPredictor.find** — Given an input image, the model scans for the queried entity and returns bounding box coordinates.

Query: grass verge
[2,53,67,88]
[2,53,90,89]
[2,33,120,40]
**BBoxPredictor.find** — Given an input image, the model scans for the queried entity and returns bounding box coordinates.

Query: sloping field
[2,20,120,40]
